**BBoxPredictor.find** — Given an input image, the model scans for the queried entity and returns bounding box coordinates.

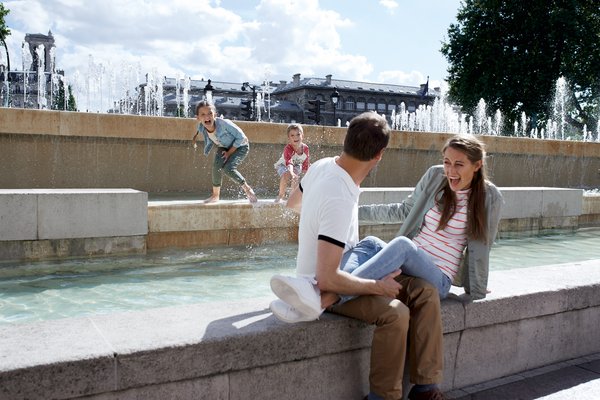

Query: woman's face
[443,146,482,191]
[196,106,215,131]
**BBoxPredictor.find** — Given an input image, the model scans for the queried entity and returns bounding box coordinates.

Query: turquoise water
[1,228,599,325]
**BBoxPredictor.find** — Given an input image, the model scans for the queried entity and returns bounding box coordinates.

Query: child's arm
[283,145,296,175]
[301,144,310,172]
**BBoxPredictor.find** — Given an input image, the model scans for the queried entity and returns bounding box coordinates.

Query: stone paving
[447,353,600,400]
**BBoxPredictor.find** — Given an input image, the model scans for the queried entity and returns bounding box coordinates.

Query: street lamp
[203,79,214,103]
[241,82,257,121]
[330,88,339,126]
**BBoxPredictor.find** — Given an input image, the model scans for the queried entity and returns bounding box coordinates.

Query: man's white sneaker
[269,299,318,323]
[270,274,323,319]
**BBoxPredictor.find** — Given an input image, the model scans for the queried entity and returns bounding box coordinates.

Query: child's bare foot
[204,195,219,203]
[243,186,258,203]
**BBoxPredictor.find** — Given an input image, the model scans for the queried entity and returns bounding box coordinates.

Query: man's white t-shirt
[295,157,361,278]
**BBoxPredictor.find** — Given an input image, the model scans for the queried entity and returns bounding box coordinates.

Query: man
[270,112,446,400]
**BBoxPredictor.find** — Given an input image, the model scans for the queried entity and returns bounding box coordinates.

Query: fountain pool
[1,228,600,326]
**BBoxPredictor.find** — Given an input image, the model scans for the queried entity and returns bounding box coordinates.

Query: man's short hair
[343,112,390,161]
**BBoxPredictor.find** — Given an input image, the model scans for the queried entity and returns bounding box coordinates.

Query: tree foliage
[0,3,9,39]
[0,3,11,72]
[441,0,600,135]
[52,78,77,111]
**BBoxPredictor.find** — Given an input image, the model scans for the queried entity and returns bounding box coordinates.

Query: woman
[192,100,257,203]
[359,135,503,300]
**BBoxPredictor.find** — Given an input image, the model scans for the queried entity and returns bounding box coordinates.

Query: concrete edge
[1,261,599,398]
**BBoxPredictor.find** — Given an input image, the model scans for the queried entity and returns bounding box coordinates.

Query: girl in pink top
[273,123,310,203]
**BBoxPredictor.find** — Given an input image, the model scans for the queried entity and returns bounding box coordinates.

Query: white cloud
[379,0,399,14]
[2,0,451,110]
[378,70,426,86]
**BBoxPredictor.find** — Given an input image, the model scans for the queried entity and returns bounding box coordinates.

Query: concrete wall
[1,187,596,260]
[1,108,599,195]
[146,188,591,251]
[0,189,147,260]
[1,261,599,400]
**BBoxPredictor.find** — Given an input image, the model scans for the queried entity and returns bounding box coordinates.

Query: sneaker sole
[269,300,313,323]
[270,277,321,319]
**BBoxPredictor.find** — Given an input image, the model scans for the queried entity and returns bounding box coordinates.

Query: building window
[345,98,355,111]
[377,101,386,112]
[407,101,416,112]
[388,102,397,112]
[356,98,366,110]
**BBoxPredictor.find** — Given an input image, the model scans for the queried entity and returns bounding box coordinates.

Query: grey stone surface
[499,188,544,219]
[0,317,116,399]
[542,188,583,217]
[460,260,600,328]
[0,189,148,242]
[359,187,584,224]
[82,375,229,400]
[447,354,600,400]
[0,191,37,241]
[228,350,370,400]
[0,190,598,399]
[359,187,412,205]
[38,189,148,239]
[2,261,599,399]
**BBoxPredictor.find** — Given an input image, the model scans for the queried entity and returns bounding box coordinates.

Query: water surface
[1,228,599,325]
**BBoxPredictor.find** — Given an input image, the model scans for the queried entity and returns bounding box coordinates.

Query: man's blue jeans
[339,236,451,303]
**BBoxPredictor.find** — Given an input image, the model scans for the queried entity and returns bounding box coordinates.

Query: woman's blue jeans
[339,235,451,303]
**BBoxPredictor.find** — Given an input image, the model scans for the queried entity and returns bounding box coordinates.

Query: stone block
[0,191,37,241]
[541,188,582,217]
[37,189,147,239]
[229,350,370,400]
[0,317,116,399]
[359,187,412,205]
[499,188,543,219]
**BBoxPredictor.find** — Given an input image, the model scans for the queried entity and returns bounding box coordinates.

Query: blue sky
[2,0,462,110]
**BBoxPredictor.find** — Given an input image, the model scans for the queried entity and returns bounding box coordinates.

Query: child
[273,123,310,203]
[192,100,257,203]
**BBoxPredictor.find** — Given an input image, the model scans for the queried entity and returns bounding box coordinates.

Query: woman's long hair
[437,135,489,243]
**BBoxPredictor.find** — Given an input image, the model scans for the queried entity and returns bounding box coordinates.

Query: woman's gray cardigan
[358,165,503,300]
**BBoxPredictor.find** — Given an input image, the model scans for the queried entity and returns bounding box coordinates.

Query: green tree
[1,3,11,74]
[53,78,77,111]
[441,0,600,136]
[67,84,77,111]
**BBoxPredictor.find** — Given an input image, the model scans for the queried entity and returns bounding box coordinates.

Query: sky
[1,0,463,111]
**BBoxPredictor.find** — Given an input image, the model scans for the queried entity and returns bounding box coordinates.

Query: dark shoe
[407,387,447,400]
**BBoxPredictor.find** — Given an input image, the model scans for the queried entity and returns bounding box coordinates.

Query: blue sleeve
[220,119,247,148]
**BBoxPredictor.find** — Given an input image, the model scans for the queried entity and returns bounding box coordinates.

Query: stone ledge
[1,261,599,399]
[0,236,146,262]
[0,189,148,241]
[360,187,584,219]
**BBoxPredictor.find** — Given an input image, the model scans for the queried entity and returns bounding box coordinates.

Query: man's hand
[375,269,403,298]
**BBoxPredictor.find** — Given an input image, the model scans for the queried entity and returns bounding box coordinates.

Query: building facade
[136,72,437,126]
[0,31,64,109]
